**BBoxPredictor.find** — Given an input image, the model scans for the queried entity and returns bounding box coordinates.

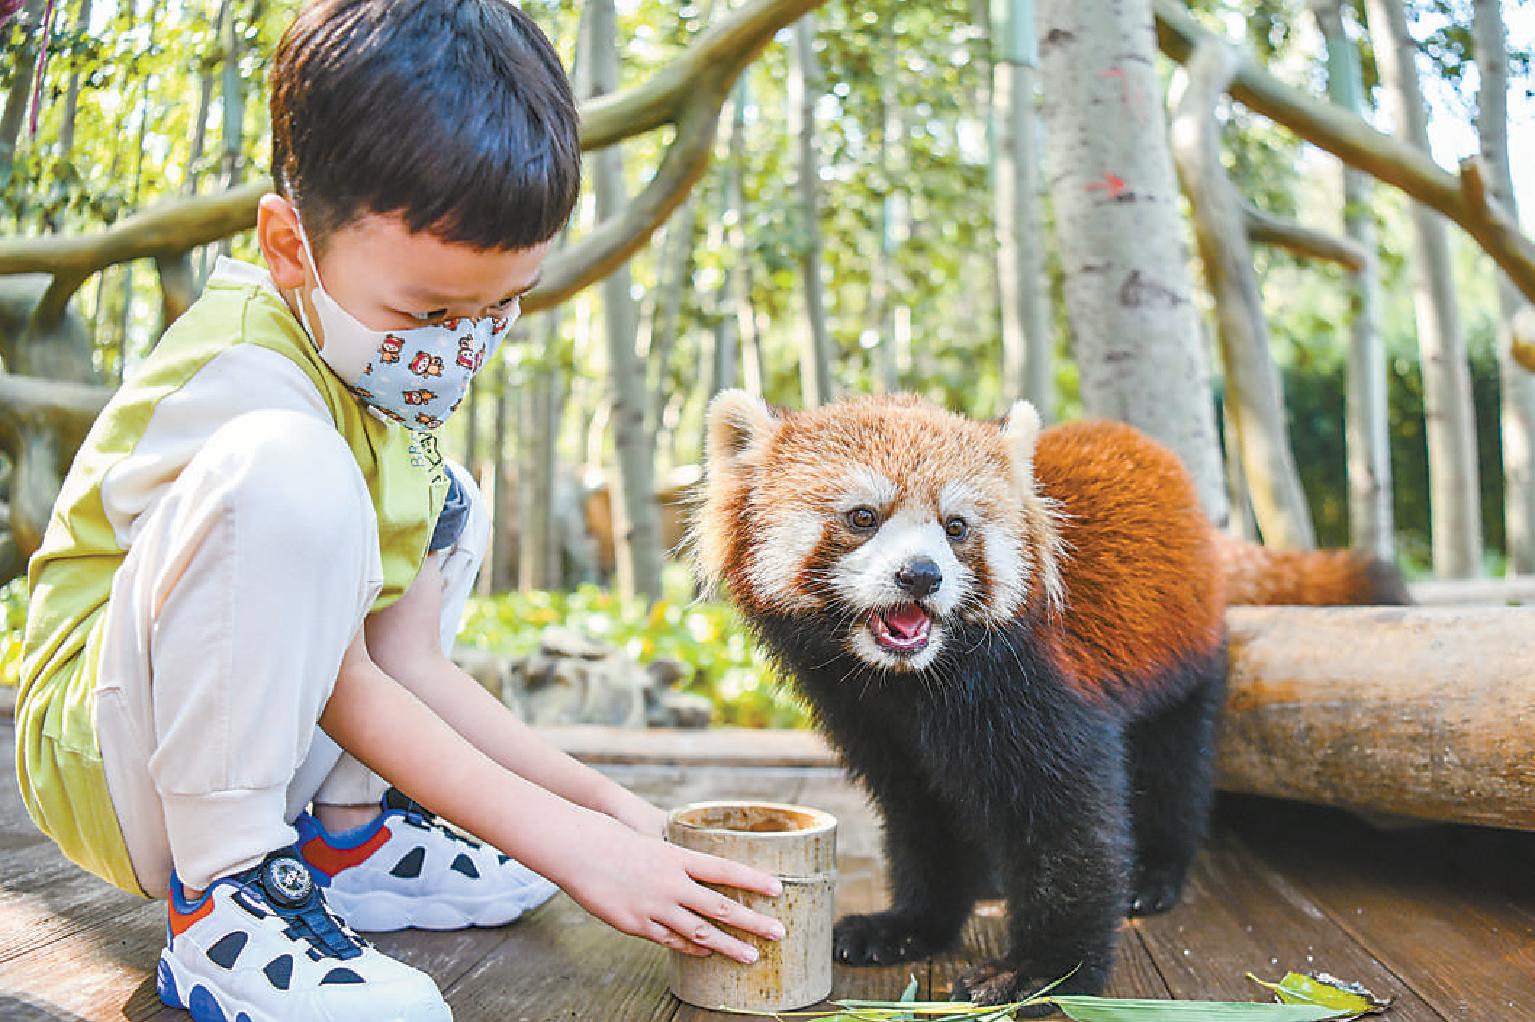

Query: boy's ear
[257,193,310,291]
[705,390,779,478]
[999,400,1042,487]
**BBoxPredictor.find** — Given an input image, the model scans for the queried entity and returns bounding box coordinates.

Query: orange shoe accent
[168,893,215,937]
[301,825,392,879]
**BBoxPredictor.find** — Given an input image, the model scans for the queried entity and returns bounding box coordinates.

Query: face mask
[290,214,517,431]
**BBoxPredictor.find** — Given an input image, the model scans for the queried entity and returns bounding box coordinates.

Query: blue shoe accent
[156,957,183,1008]
[235,1013,253,1022]
[187,983,229,1022]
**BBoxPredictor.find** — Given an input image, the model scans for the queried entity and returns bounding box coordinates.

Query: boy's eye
[409,309,450,324]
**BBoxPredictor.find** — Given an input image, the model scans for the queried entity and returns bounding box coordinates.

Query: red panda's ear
[705,389,778,475]
[999,400,1042,483]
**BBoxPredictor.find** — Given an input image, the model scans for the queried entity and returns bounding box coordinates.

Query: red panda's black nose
[895,557,942,599]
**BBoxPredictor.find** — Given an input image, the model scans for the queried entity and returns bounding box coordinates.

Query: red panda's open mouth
[866,604,932,654]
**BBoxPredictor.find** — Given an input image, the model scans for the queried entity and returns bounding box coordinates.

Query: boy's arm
[321,632,783,962]
[361,552,667,838]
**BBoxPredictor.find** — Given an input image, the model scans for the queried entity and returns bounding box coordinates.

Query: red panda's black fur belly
[748,603,1226,1005]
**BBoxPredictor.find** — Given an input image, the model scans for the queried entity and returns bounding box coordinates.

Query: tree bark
[55,0,93,174]
[1473,0,1535,576]
[216,0,246,259]
[992,0,1053,419]
[789,15,835,408]
[489,362,516,593]
[1037,0,1228,523]
[1311,0,1394,563]
[590,0,662,602]
[520,314,563,593]
[1219,606,1535,831]
[0,0,47,179]
[643,194,698,439]
[187,0,223,282]
[725,78,766,398]
[1363,0,1481,578]
[1171,41,1314,549]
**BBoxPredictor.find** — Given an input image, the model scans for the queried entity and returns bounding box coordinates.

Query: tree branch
[1243,201,1367,271]
[0,180,270,279]
[0,372,114,433]
[581,0,827,149]
[1154,0,1535,305]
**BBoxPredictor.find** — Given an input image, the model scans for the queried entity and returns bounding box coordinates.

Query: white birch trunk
[1363,0,1482,578]
[1037,0,1228,522]
[1472,0,1535,576]
[992,0,1053,419]
[789,15,835,408]
[1311,0,1395,562]
[590,0,663,600]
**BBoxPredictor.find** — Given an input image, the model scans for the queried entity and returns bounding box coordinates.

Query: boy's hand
[557,817,786,963]
[615,799,668,841]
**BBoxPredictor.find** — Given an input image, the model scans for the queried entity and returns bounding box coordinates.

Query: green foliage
[1,577,26,688]
[1279,344,1508,577]
[455,568,811,729]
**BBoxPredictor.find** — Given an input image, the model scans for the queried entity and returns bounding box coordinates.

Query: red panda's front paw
[832,911,943,966]
[948,960,1051,1016]
[1128,862,1188,916]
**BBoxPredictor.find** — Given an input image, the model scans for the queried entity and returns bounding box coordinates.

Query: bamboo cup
[666,800,838,1012]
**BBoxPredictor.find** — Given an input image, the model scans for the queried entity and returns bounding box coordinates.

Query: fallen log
[1220,606,1535,831]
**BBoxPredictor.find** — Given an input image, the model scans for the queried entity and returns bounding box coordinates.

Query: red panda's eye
[945,516,969,540]
[846,507,879,531]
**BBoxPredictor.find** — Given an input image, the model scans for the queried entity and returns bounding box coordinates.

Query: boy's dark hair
[270,0,580,251]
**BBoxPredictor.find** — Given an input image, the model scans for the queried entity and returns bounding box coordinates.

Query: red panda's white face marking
[696,391,1063,674]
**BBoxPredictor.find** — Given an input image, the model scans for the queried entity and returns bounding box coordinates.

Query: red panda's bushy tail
[1217,534,1412,606]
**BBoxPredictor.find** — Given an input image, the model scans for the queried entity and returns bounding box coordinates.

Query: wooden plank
[1131,823,1444,1019]
[0,896,166,1021]
[0,843,152,966]
[441,892,679,1022]
[1229,796,1535,1020]
[540,725,839,768]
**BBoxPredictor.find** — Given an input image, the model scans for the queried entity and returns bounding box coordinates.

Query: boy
[15,2,783,1020]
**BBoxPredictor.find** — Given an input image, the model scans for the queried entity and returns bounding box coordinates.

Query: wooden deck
[2,720,1534,1020]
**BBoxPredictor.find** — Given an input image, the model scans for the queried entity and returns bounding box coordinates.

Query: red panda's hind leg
[1123,645,1228,916]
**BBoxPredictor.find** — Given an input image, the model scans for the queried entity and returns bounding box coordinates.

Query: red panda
[694,391,1406,1008]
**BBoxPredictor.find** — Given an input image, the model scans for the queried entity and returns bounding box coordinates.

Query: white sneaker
[157,849,451,1022]
[295,789,559,933]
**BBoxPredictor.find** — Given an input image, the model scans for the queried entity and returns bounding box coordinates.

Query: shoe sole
[158,950,452,1022]
[326,881,559,933]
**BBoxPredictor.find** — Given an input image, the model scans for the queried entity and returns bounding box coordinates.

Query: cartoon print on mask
[415,413,444,429]
[403,389,436,406]
[379,335,405,364]
[409,352,445,378]
[456,337,485,371]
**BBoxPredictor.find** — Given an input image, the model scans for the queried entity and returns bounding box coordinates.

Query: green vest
[16,262,449,896]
